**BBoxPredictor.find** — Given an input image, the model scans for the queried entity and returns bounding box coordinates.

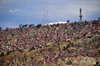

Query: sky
[0,0,100,29]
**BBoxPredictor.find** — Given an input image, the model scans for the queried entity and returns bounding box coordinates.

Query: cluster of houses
[0,19,100,53]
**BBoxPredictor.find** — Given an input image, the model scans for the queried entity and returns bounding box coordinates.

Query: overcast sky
[0,0,100,29]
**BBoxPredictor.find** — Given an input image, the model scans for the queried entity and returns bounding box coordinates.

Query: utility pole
[39,13,40,24]
[44,14,45,24]
[16,21,17,28]
[30,15,32,24]
[47,11,48,24]
[55,13,56,22]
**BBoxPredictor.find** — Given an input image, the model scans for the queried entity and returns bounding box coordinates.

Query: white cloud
[34,7,36,9]
[9,9,19,13]
[50,6,53,8]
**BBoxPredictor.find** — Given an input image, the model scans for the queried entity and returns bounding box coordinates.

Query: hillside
[0,36,100,66]
[0,19,100,66]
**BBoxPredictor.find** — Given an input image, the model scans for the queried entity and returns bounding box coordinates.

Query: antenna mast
[79,8,82,22]
[79,4,82,22]
[55,13,57,22]
[30,15,32,24]
[47,11,48,24]
[39,13,40,24]
[55,13,56,22]
[86,9,87,20]
[44,14,45,24]
[16,21,17,28]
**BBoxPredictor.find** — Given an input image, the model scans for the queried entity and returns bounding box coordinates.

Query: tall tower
[30,15,32,24]
[44,14,45,23]
[47,11,48,24]
[55,13,57,22]
[79,8,82,22]
[39,13,40,24]
[16,21,17,28]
